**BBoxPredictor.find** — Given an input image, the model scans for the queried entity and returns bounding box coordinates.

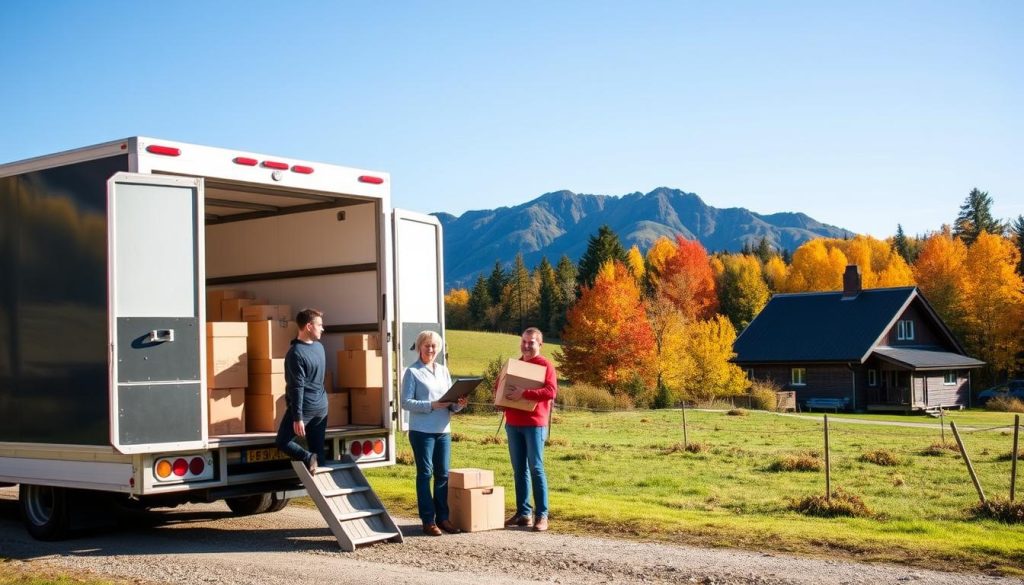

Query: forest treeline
[445,188,1024,406]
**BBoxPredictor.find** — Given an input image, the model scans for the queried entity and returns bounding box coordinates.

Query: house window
[791,368,806,386]
[944,370,956,385]
[897,319,915,341]
[868,369,877,387]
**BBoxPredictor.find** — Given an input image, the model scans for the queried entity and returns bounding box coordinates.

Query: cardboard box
[328,390,350,427]
[494,359,545,411]
[246,393,288,432]
[337,350,383,388]
[248,320,298,359]
[449,486,505,532]
[206,322,249,389]
[206,289,249,321]
[450,468,494,489]
[241,304,292,322]
[343,333,381,351]
[208,387,245,435]
[350,387,383,426]
[248,371,286,396]
[249,358,285,375]
[221,297,263,322]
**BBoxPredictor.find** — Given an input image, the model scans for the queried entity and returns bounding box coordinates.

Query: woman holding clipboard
[400,330,468,536]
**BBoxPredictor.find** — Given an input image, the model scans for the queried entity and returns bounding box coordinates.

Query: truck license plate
[245,448,289,463]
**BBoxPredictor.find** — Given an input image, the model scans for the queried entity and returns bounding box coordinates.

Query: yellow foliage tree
[913,232,971,340]
[645,236,678,280]
[443,288,470,329]
[716,254,770,330]
[664,315,747,404]
[763,256,789,292]
[626,245,646,282]
[784,236,915,292]
[961,233,1024,379]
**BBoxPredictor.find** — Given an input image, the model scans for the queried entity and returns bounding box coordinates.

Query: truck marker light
[373,440,384,455]
[172,458,188,477]
[146,145,181,156]
[261,160,289,170]
[156,460,173,479]
[362,440,373,455]
[233,157,258,166]
[358,175,384,184]
[189,457,205,475]
[291,165,314,174]
[351,441,362,457]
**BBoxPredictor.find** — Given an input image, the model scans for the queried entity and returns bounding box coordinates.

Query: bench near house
[732,266,985,413]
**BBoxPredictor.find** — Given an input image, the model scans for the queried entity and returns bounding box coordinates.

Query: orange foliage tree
[651,236,718,321]
[961,233,1024,379]
[557,261,656,391]
[912,231,970,340]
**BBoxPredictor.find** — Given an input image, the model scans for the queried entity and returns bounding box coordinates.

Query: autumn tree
[912,231,970,341]
[557,261,656,391]
[662,315,747,404]
[651,236,718,321]
[444,288,470,329]
[716,253,770,330]
[783,236,914,292]
[960,233,1024,382]
[626,245,646,282]
[783,239,847,292]
[953,188,1004,245]
[577,225,628,290]
[762,256,789,293]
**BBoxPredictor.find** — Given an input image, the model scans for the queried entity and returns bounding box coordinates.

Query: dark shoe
[505,513,532,527]
[533,517,549,532]
[423,523,442,536]
[438,519,462,534]
[306,455,318,473]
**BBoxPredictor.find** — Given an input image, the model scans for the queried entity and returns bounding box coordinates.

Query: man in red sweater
[500,327,558,532]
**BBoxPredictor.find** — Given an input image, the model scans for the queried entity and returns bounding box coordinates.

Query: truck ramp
[291,456,403,551]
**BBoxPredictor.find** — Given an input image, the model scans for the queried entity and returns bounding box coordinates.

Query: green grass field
[368,330,1024,575]
[444,329,562,378]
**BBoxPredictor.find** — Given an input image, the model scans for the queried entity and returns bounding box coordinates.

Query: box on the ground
[241,304,292,322]
[494,359,545,411]
[350,387,383,426]
[449,486,505,532]
[206,322,248,389]
[450,468,494,489]
[328,390,350,427]
[208,387,245,435]
[249,358,285,375]
[776,391,797,412]
[248,319,298,359]
[246,393,287,432]
[248,371,286,396]
[206,289,249,321]
[337,350,383,388]
[343,333,381,351]
[221,297,263,322]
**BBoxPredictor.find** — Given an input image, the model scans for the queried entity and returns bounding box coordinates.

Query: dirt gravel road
[0,488,1017,585]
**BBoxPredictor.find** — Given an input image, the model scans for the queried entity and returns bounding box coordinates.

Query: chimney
[842,265,862,299]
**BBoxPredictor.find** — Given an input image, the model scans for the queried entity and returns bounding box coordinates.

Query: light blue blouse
[401,360,465,433]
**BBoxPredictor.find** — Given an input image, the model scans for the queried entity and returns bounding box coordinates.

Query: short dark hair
[296,308,323,328]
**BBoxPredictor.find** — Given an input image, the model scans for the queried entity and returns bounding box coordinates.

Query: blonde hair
[415,330,443,352]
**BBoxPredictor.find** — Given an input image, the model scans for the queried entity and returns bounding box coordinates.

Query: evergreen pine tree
[755,237,773,264]
[486,261,508,306]
[536,257,558,334]
[467,274,491,329]
[1012,215,1024,278]
[552,255,578,336]
[893,224,912,263]
[505,253,537,332]
[577,225,628,289]
[953,188,1004,245]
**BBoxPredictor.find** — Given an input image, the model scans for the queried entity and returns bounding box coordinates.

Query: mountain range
[433,187,852,289]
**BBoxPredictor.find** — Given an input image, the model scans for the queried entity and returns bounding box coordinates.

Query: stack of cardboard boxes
[245,308,297,432]
[448,468,505,532]
[337,333,383,426]
[206,321,248,435]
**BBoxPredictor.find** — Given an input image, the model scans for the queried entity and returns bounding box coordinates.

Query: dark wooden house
[733,266,984,412]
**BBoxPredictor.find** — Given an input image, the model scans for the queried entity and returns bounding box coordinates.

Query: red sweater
[504,354,558,427]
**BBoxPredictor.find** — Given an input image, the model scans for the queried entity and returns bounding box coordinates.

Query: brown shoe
[438,519,462,534]
[423,523,442,536]
[533,517,549,532]
[505,513,532,527]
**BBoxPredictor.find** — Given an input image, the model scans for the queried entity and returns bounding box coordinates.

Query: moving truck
[0,137,445,540]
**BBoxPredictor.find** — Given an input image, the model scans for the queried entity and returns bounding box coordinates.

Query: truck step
[320,486,370,497]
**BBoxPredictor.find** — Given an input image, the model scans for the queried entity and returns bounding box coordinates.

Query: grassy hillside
[444,329,562,378]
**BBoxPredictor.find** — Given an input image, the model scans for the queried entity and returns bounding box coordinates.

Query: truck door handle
[147,329,175,343]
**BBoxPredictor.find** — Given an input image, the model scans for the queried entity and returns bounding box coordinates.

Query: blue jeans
[408,430,452,524]
[505,424,548,519]
[276,408,327,467]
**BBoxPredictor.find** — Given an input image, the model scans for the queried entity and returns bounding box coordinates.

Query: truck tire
[20,484,71,541]
[266,493,290,513]
[225,493,273,515]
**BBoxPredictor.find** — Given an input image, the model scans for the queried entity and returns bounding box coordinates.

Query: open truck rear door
[391,209,445,432]
[107,173,205,454]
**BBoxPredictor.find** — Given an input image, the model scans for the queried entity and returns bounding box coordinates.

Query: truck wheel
[266,494,290,513]
[225,493,273,515]
[20,484,71,541]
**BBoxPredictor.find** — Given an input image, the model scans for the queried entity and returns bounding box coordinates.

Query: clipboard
[439,377,483,403]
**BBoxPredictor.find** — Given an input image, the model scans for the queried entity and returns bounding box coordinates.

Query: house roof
[872,347,985,370]
[733,287,918,364]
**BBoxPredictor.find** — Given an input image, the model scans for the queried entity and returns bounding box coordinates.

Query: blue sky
[2,1,1021,239]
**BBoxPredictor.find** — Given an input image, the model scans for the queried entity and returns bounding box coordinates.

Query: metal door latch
[147,329,175,343]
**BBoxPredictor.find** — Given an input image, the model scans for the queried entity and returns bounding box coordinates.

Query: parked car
[977,380,1024,404]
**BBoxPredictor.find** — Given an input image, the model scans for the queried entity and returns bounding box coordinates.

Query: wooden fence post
[681,402,689,448]
[824,414,831,502]
[1012,415,1020,502]
[950,421,986,504]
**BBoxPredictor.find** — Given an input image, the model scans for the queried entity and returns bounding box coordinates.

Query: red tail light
[172,458,188,477]
[358,175,384,184]
[351,441,363,456]
[146,145,181,156]
[233,157,258,166]
[262,160,289,170]
[189,457,205,475]
[291,165,314,174]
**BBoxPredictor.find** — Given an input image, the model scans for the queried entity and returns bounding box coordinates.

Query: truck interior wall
[204,201,383,382]
[0,155,130,445]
